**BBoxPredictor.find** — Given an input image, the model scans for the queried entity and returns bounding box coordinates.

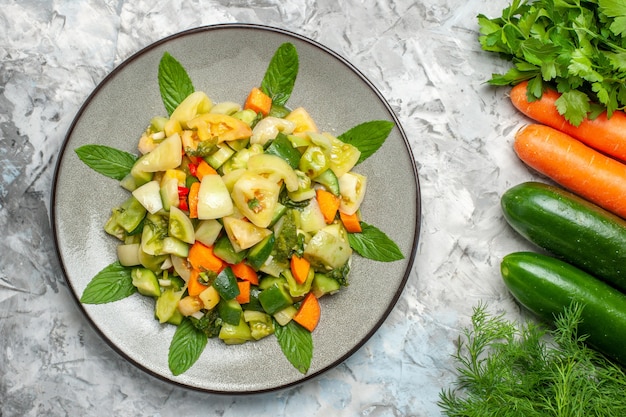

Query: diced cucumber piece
[311,273,341,297]
[213,267,240,300]
[269,203,288,228]
[259,276,287,291]
[132,180,163,214]
[138,249,168,273]
[273,305,297,326]
[259,256,288,277]
[168,206,195,244]
[304,223,352,271]
[161,236,189,258]
[232,109,258,126]
[259,282,293,315]
[205,142,235,169]
[117,243,141,267]
[243,310,275,340]
[131,268,161,297]
[314,169,340,196]
[155,288,184,323]
[218,317,252,345]
[120,169,153,192]
[296,197,326,233]
[247,233,275,270]
[113,196,147,234]
[213,235,248,265]
[160,177,179,211]
[194,219,222,247]
[218,298,242,326]
[265,133,301,169]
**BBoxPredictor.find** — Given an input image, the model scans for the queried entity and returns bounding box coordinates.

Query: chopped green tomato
[311,273,341,297]
[273,305,297,326]
[218,317,253,345]
[247,233,276,270]
[299,145,329,178]
[138,249,168,272]
[131,268,161,297]
[209,101,241,115]
[296,197,326,233]
[141,213,169,255]
[197,174,234,219]
[223,216,272,252]
[259,256,288,277]
[243,310,275,340]
[288,170,316,202]
[220,168,247,191]
[213,234,248,264]
[309,132,361,177]
[221,144,263,174]
[246,153,299,192]
[213,267,240,300]
[120,169,153,191]
[155,288,184,323]
[109,196,147,235]
[231,172,281,228]
[150,116,168,132]
[194,219,222,247]
[117,243,141,267]
[161,236,189,258]
[314,169,340,196]
[338,172,367,215]
[168,206,195,244]
[304,223,352,271]
[160,177,179,211]
[259,282,293,315]
[265,133,301,169]
[218,298,243,326]
[131,133,183,174]
[170,91,212,127]
[232,109,258,126]
[283,268,315,298]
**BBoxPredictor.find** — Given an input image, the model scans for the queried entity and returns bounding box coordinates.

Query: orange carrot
[195,159,217,181]
[187,269,209,296]
[235,280,251,304]
[230,262,259,285]
[339,211,362,233]
[290,255,310,285]
[514,123,626,218]
[316,189,340,224]
[244,87,272,116]
[188,181,200,219]
[511,81,626,162]
[187,241,225,273]
[293,292,320,332]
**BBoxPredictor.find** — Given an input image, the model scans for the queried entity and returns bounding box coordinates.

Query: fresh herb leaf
[158,52,195,116]
[75,145,137,180]
[261,43,299,107]
[274,319,313,374]
[439,302,626,416]
[80,261,136,304]
[478,0,626,124]
[338,120,394,164]
[348,222,404,262]
[168,317,208,376]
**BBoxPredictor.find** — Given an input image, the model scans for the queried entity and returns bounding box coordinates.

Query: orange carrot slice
[293,292,321,332]
[290,255,310,285]
[316,188,340,224]
[244,87,272,116]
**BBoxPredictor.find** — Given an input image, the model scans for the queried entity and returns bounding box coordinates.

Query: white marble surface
[0,0,539,415]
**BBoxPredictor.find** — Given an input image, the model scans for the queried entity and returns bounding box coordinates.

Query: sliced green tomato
[296,197,327,233]
[170,91,213,127]
[186,113,252,143]
[246,153,299,192]
[131,133,182,174]
[219,317,252,345]
[304,223,352,271]
[283,268,315,298]
[161,236,189,258]
[273,305,297,326]
[311,273,341,297]
[132,180,163,214]
[221,168,246,192]
[194,219,222,247]
[131,267,161,297]
[223,216,272,252]
[196,174,234,220]
[141,213,169,255]
[309,132,360,177]
[314,169,340,196]
[160,177,179,211]
[299,145,329,178]
[338,172,367,215]
[168,206,195,244]
[231,172,281,228]
[155,288,184,323]
[113,195,147,233]
[209,101,241,115]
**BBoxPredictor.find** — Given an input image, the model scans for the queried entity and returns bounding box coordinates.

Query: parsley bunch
[439,303,626,416]
[479,0,626,125]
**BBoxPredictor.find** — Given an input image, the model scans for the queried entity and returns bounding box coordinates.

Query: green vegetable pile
[479,0,626,125]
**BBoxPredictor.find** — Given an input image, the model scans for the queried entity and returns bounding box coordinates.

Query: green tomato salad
[75,43,403,376]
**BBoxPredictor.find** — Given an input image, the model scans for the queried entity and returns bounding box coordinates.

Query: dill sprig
[439,303,626,416]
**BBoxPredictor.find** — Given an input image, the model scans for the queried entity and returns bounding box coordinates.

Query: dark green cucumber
[501,181,626,292]
[501,251,626,365]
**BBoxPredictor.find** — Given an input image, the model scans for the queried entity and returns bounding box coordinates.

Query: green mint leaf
[80,261,136,304]
[348,222,404,262]
[75,144,137,180]
[274,319,312,374]
[261,43,299,107]
[158,52,195,116]
[168,318,208,376]
[338,120,394,164]
[555,89,591,126]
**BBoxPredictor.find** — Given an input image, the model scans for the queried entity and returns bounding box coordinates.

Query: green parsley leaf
[168,318,209,376]
[261,43,299,107]
[75,144,137,180]
[80,261,136,304]
[158,52,195,116]
[599,0,626,37]
[274,319,313,374]
[338,120,394,164]
[348,222,404,262]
